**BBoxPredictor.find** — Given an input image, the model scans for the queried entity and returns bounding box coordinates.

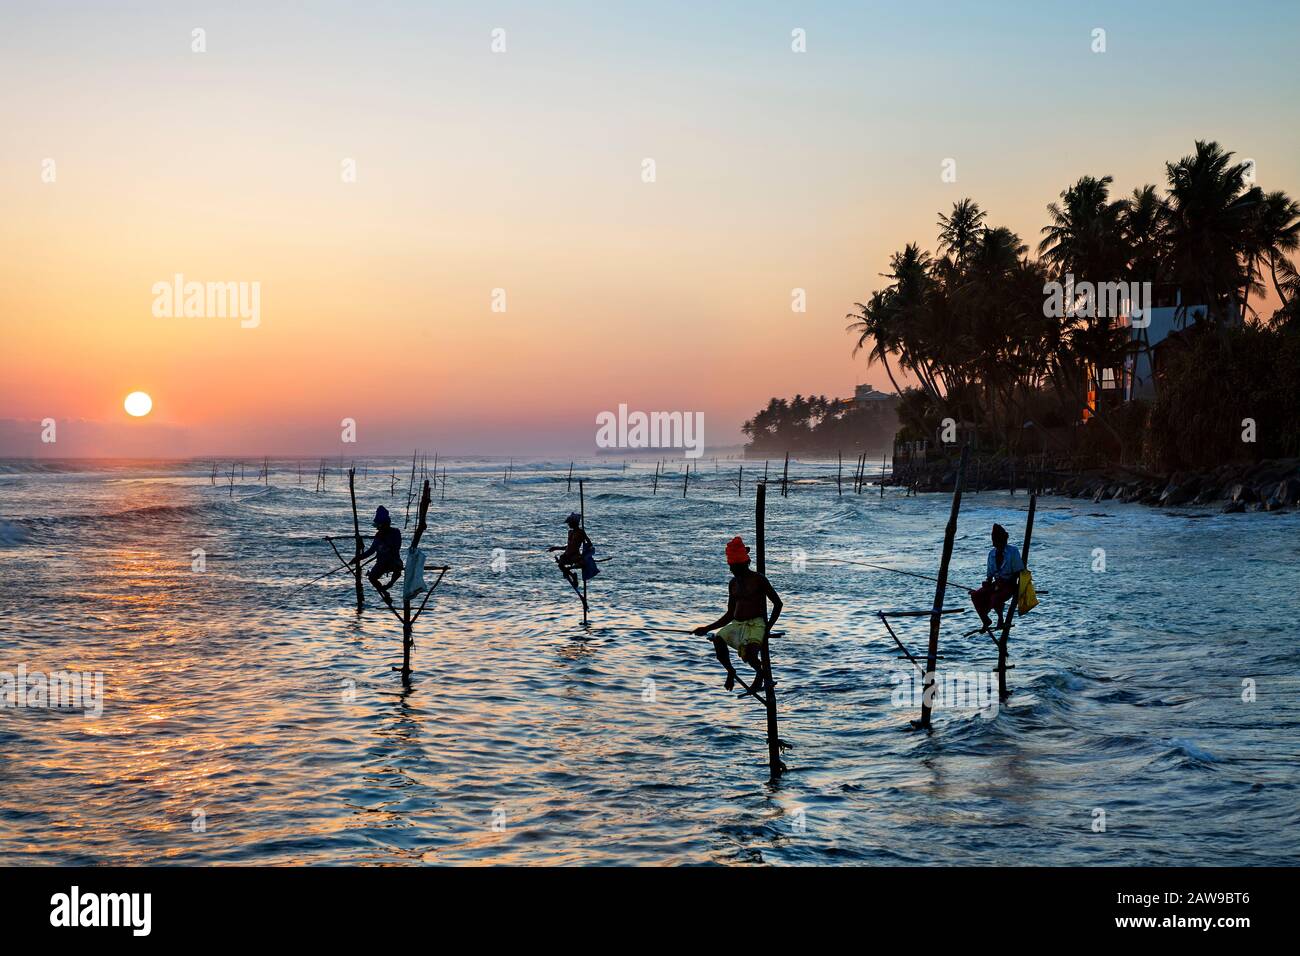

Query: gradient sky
[3,0,1298,456]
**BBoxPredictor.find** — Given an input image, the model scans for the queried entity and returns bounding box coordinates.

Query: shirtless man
[548,512,591,591]
[693,536,783,693]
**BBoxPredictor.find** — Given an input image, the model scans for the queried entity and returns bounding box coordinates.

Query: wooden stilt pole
[579,479,588,625]
[997,490,1036,701]
[916,443,969,731]
[567,462,573,492]
[738,465,743,497]
[837,451,843,496]
[880,453,886,499]
[781,452,789,498]
[755,482,784,778]
[652,461,660,496]
[401,479,433,683]
[682,467,689,498]
[348,467,364,612]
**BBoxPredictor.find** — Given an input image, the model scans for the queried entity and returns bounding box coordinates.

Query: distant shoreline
[890,454,1300,512]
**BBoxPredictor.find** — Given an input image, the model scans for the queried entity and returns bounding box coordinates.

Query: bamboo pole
[880,453,886,499]
[781,452,789,498]
[837,451,843,496]
[652,461,660,496]
[682,467,689,498]
[916,443,969,731]
[348,467,364,611]
[737,465,743,497]
[567,462,573,492]
[997,491,1036,701]
[755,482,784,778]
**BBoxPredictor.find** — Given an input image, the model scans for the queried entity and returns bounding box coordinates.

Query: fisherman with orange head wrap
[693,535,783,693]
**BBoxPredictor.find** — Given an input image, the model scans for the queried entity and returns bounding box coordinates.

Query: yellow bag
[1017,569,1039,615]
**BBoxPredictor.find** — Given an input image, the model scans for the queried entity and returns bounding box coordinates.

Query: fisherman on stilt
[694,536,782,694]
[351,505,403,602]
[549,512,596,598]
[971,522,1022,633]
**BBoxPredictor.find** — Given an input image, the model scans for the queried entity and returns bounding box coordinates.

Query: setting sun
[124,391,153,417]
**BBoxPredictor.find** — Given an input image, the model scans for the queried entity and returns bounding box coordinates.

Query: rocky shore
[890,456,1300,513]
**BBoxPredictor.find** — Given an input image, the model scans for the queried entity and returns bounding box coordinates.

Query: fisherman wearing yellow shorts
[693,536,783,694]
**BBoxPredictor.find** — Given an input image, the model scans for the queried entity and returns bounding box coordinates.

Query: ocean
[1,457,1297,865]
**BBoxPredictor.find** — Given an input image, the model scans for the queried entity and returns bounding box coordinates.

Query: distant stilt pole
[837,451,843,497]
[404,450,418,528]
[682,466,689,498]
[652,461,660,496]
[880,453,886,499]
[998,490,1036,701]
[916,443,969,731]
[738,465,743,497]
[756,482,784,779]
[781,452,789,498]
[567,462,573,492]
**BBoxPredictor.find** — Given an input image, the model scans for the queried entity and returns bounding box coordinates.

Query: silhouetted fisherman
[549,512,594,592]
[971,522,1022,632]
[351,505,403,601]
[694,536,783,693]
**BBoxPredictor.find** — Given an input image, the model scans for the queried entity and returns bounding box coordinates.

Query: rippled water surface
[1,457,1297,865]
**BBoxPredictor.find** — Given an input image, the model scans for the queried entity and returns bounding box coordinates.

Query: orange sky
[2,3,1297,456]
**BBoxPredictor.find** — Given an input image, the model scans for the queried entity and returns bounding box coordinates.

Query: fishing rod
[816,557,981,593]
[598,625,787,638]
[279,553,376,601]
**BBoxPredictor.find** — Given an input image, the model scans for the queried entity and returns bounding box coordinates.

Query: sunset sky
[3,1,1298,456]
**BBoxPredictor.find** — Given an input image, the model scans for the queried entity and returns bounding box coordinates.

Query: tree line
[843,140,1300,469]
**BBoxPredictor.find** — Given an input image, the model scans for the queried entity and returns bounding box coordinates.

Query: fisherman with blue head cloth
[351,505,403,601]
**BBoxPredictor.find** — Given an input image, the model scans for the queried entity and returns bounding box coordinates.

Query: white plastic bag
[403,547,427,600]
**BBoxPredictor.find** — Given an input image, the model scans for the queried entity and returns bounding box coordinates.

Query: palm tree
[846,290,904,393]
[1161,140,1260,324]
[937,199,986,268]
[1246,190,1300,312]
[1119,185,1166,284]
[1038,175,1128,286]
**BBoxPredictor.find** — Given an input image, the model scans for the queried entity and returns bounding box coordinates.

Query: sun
[124,391,153,417]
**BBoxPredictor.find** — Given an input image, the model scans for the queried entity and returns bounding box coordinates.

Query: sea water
[0,458,1296,865]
